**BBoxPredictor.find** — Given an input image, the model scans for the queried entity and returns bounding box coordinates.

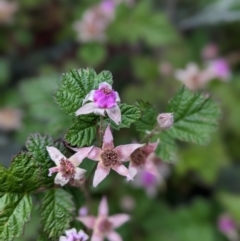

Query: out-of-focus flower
[87,125,143,187]
[46,146,92,186]
[207,58,231,81]
[157,113,174,130]
[132,153,170,197]
[202,43,218,60]
[218,214,238,241]
[175,63,212,90]
[78,197,130,241]
[159,62,172,76]
[73,1,115,42]
[0,0,18,24]
[129,141,159,179]
[0,108,22,131]
[132,154,170,197]
[120,195,135,211]
[79,206,88,217]
[59,228,89,241]
[76,82,121,125]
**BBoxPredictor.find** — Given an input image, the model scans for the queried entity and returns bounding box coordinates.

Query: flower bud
[157,113,174,130]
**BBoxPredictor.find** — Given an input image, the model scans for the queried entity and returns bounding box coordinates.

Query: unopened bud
[157,113,174,130]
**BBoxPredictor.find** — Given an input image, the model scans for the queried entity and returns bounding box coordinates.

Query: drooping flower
[0,0,18,24]
[132,154,171,197]
[157,113,174,130]
[218,214,238,241]
[87,125,144,187]
[128,141,160,179]
[207,58,231,81]
[78,197,130,241]
[175,63,212,90]
[76,82,121,125]
[46,146,93,186]
[59,228,89,241]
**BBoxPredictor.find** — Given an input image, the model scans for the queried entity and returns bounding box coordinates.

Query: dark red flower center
[59,158,75,179]
[101,149,119,167]
[130,148,148,166]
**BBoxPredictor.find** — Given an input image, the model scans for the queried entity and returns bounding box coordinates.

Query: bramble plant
[0,68,221,241]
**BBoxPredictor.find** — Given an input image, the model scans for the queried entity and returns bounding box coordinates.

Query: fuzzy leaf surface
[0,153,40,193]
[0,193,32,241]
[54,68,113,115]
[167,87,221,145]
[41,189,75,238]
[65,115,98,147]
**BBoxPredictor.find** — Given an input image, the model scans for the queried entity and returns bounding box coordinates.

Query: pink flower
[175,63,212,90]
[76,82,121,125]
[78,197,130,241]
[128,141,160,179]
[100,0,116,15]
[59,228,89,241]
[207,58,231,81]
[87,125,144,187]
[0,0,18,24]
[46,146,92,186]
[132,154,171,197]
[79,206,88,216]
[218,214,238,241]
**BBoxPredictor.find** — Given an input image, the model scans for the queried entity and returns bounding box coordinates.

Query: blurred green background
[1,0,240,240]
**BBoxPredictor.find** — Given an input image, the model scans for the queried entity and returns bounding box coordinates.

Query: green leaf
[166,87,221,145]
[41,189,75,238]
[108,104,142,129]
[0,153,40,193]
[54,68,113,115]
[0,193,32,241]
[65,115,98,147]
[155,132,177,162]
[108,1,178,46]
[135,101,157,134]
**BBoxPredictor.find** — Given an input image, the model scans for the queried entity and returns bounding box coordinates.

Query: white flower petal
[59,236,67,241]
[69,146,93,166]
[112,164,132,180]
[108,214,130,228]
[54,172,69,186]
[93,162,110,187]
[82,90,95,105]
[75,102,96,116]
[128,162,138,179]
[93,108,106,116]
[98,197,109,216]
[102,125,114,149]
[74,167,86,180]
[106,105,121,125]
[46,146,65,165]
[65,228,77,236]
[115,92,121,102]
[99,82,112,90]
[106,231,122,241]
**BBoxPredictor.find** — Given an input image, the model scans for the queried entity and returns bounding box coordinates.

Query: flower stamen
[60,158,76,179]
[101,149,119,167]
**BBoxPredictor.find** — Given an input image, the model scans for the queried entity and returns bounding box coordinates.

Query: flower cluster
[45,80,173,241]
